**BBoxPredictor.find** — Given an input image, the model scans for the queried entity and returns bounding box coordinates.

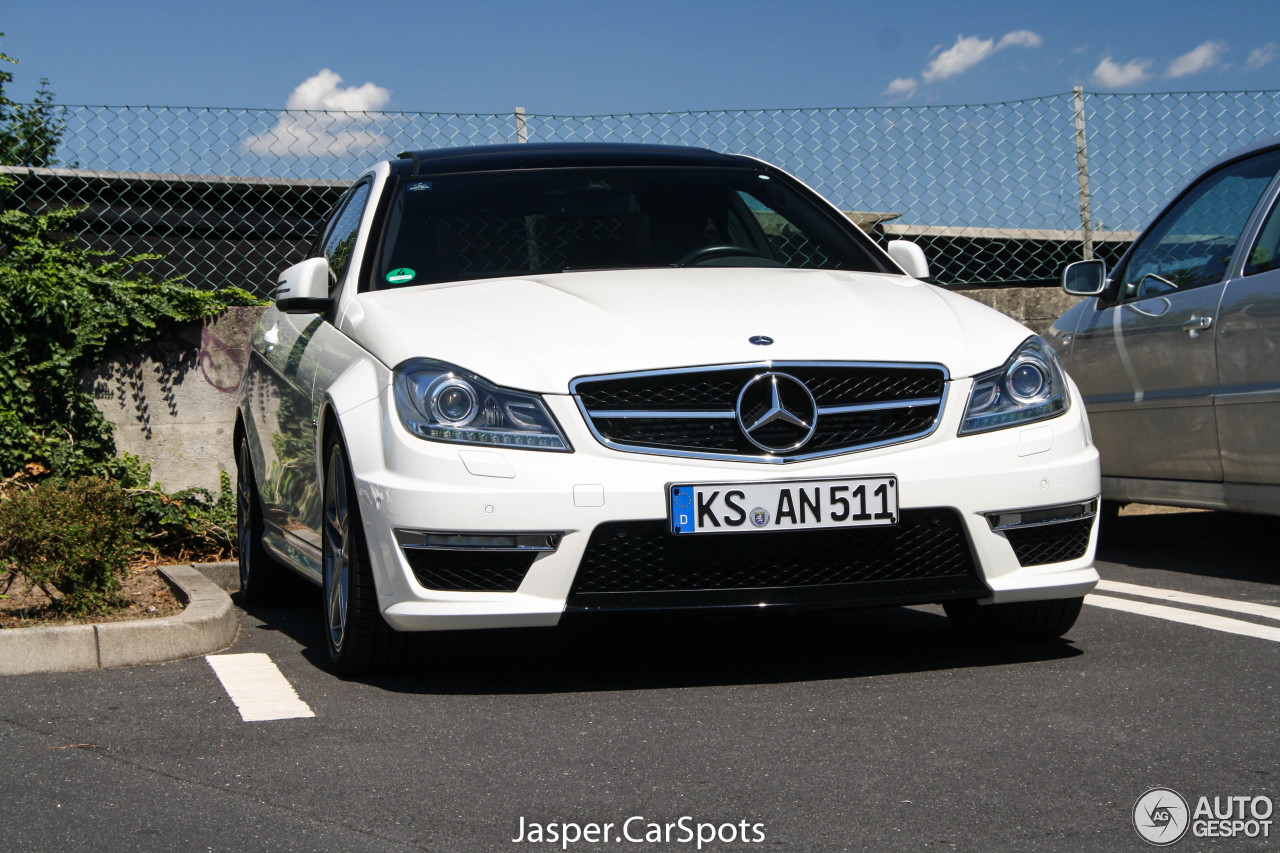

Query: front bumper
[339,381,1100,632]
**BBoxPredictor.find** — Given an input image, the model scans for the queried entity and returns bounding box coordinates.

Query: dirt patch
[0,561,183,629]
[1119,503,1210,516]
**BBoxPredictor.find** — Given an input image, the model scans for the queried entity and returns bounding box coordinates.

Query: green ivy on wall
[0,174,262,478]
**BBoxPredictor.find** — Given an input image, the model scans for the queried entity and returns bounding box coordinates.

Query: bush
[125,464,237,563]
[0,477,135,615]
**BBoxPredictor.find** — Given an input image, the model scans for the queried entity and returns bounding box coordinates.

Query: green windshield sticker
[386,268,416,284]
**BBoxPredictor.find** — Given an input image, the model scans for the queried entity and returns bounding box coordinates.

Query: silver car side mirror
[1062,259,1107,296]
[887,240,931,280]
[274,257,334,314]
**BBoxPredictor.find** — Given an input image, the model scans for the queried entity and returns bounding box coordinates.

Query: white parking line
[206,653,315,722]
[1095,579,1280,622]
[1086,595,1280,643]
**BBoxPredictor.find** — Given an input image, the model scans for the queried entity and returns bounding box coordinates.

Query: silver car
[1049,136,1280,516]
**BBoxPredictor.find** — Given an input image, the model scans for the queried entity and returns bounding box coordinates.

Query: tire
[943,596,1084,642]
[236,434,283,604]
[322,433,403,676]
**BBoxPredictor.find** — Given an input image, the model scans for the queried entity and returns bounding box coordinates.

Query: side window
[1117,150,1280,300]
[1245,194,1280,276]
[322,181,372,290]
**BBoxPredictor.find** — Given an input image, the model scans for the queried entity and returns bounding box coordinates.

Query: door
[1216,182,1280,483]
[258,179,372,552]
[1069,149,1280,482]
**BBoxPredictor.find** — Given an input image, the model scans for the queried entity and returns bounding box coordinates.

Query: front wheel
[943,596,1084,642]
[322,434,403,676]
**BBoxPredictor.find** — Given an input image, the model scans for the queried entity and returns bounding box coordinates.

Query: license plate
[668,476,898,535]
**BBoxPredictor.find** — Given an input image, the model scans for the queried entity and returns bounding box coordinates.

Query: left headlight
[959,336,1069,436]
[393,360,572,451]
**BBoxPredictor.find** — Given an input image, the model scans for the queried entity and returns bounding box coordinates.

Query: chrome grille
[572,362,947,462]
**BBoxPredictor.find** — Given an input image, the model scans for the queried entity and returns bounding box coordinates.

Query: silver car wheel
[236,439,255,590]
[323,444,351,652]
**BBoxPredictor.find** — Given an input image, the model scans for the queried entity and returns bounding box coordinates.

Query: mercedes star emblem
[735,372,819,452]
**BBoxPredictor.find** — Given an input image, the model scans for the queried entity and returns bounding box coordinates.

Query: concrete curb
[0,562,240,677]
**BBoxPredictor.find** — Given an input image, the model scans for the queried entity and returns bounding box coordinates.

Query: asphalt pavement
[0,509,1276,852]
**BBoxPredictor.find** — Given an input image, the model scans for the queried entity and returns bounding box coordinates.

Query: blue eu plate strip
[670,487,695,534]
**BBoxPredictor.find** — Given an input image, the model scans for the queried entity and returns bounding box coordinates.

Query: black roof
[393,142,749,176]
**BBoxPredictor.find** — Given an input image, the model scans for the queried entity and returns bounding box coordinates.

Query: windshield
[373,167,882,288]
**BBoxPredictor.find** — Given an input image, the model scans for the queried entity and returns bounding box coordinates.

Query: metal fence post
[1072,86,1095,260]
[515,107,528,143]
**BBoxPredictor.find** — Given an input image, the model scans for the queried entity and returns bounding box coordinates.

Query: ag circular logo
[1133,788,1190,846]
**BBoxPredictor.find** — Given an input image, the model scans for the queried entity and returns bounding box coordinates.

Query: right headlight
[959,336,1069,435]
[393,359,572,451]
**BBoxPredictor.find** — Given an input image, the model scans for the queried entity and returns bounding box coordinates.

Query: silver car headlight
[959,336,1069,435]
[393,360,572,451]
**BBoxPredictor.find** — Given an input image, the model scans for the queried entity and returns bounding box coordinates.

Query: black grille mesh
[581,375,745,411]
[403,548,537,592]
[570,509,977,595]
[577,365,942,411]
[1003,519,1093,567]
[592,418,742,452]
[575,364,944,458]
[806,409,939,450]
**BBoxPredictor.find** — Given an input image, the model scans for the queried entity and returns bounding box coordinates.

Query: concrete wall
[91,288,1074,490]
[953,285,1083,335]
[88,306,265,492]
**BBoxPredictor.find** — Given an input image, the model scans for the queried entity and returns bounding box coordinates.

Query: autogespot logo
[1133,788,1190,846]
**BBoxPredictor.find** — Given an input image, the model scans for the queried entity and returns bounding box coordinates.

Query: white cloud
[997,30,1043,50]
[1246,43,1277,71]
[919,30,1043,85]
[1165,41,1228,78]
[884,77,919,97]
[284,69,391,112]
[243,70,393,157]
[923,35,997,83]
[1092,55,1153,88]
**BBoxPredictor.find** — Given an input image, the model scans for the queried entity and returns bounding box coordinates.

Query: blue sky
[3,0,1279,113]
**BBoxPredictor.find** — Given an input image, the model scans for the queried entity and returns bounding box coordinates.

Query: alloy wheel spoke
[325,448,352,648]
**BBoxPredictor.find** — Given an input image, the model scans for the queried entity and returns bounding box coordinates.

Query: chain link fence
[3,90,1279,295]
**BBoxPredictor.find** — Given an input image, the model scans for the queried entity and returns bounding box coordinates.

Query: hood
[341,267,1031,393]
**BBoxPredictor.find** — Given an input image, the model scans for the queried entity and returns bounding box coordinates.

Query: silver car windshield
[374,167,881,287]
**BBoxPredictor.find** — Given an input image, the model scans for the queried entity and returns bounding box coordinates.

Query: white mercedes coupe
[235,143,1100,675]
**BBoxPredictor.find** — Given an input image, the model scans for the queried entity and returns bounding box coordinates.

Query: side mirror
[1062,259,1107,296]
[887,240,930,280]
[274,257,333,314]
